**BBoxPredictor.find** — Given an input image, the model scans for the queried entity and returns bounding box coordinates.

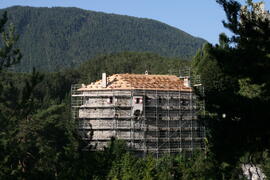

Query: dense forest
[1,0,270,179]
[0,6,206,72]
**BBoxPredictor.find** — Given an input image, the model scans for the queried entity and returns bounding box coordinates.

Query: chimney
[183,77,190,87]
[102,73,107,88]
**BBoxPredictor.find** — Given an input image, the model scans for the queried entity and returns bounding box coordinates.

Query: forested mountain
[0,6,206,72]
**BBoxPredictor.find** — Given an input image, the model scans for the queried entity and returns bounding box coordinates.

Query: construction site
[71,73,205,157]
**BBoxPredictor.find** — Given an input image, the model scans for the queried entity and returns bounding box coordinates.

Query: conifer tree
[193,0,270,164]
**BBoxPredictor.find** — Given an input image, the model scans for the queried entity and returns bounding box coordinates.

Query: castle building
[71,73,205,157]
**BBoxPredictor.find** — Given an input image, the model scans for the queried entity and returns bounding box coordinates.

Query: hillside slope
[1,6,206,72]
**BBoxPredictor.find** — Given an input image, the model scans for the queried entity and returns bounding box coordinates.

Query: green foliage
[0,69,78,179]
[0,11,21,71]
[238,78,265,99]
[0,14,81,178]
[108,153,143,180]
[106,150,229,180]
[193,0,270,167]
[0,6,206,72]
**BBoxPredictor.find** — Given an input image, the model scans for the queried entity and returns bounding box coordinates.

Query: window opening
[107,97,113,104]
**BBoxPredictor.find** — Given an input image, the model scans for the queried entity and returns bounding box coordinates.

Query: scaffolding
[71,77,205,157]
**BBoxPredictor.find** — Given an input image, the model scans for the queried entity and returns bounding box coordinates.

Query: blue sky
[0,0,269,44]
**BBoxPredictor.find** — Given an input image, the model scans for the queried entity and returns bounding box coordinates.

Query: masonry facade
[71,73,205,157]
